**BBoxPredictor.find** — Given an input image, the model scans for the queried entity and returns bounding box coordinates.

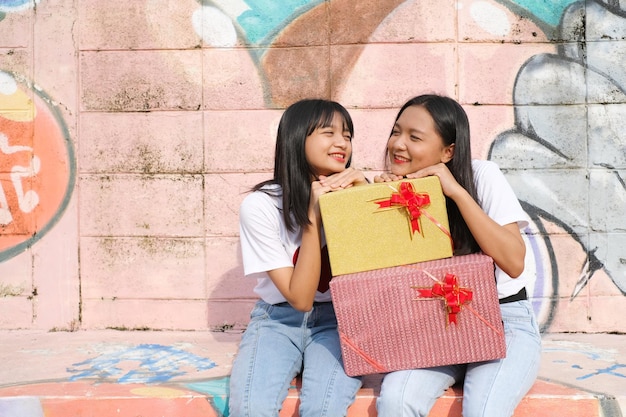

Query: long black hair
[389,94,480,255]
[253,99,354,232]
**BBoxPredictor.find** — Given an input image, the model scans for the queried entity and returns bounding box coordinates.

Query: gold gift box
[319,176,453,276]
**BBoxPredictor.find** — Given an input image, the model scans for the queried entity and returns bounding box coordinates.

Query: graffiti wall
[0,0,624,333]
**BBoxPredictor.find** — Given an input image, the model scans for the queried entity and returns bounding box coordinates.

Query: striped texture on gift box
[330,253,506,377]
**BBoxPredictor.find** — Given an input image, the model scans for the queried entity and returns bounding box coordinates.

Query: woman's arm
[266,181,330,311]
[407,163,526,277]
[270,168,369,311]
[446,188,525,277]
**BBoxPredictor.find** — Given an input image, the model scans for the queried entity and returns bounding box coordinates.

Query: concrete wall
[0,0,624,333]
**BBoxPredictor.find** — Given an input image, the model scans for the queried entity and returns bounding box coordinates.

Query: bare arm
[269,183,327,311]
[269,169,368,311]
[407,163,526,277]
[444,186,525,277]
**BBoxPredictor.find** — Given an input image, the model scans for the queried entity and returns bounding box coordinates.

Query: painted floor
[0,330,624,416]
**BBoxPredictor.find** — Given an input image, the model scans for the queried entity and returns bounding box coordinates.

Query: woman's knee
[377,369,457,417]
[377,390,432,417]
[377,372,420,417]
[229,388,283,417]
[376,388,404,416]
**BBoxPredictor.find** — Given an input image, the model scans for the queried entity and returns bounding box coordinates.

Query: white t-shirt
[240,162,533,303]
[239,184,332,304]
[472,159,533,298]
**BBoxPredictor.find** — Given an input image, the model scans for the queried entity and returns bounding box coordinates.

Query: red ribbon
[375,182,431,235]
[415,273,473,325]
[340,332,388,373]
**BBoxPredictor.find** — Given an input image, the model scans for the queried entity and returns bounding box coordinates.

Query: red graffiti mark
[0,71,75,261]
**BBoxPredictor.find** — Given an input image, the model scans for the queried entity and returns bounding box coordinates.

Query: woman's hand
[375,163,464,199]
[373,172,403,183]
[318,167,368,190]
[308,180,331,223]
[404,163,464,199]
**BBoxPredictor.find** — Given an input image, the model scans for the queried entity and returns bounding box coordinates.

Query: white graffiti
[0,0,40,13]
[469,1,511,37]
[0,132,41,225]
[192,5,238,47]
[489,0,626,298]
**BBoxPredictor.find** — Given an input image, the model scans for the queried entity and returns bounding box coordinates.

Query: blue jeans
[229,300,362,417]
[377,300,541,417]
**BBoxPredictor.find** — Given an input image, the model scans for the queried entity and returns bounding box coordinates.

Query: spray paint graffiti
[495,0,576,28]
[191,0,626,332]
[194,0,580,47]
[488,0,626,326]
[0,340,626,417]
[0,0,40,21]
[577,364,626,380]
[67,344,217,383]
[194,0,408,106]
[0,71,76,262]
[186,377,230,416]
[0,0,40,13]
[193,0,323,47]
[0,342,225,417]
[0,0,623,333]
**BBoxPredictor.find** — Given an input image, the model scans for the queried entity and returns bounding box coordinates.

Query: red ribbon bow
[415,273,473,325]
[375,182,431,235]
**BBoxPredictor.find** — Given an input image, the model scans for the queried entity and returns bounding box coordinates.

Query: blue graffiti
[237,0,322,45]
[577,364,626,380]
[186,377,231,417]
[544,348,605,361]
[502,0,578,27]
[185,376,299,417]
[67,344,216,384]
[206,0,581,48]
[0,0,40,13]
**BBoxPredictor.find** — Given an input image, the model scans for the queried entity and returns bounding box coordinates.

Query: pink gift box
[330,253,506,377]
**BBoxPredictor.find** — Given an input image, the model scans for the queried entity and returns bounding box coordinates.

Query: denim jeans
[229,300,362,417]
[377,300,541,417]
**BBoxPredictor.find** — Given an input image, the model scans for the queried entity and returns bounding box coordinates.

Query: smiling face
[305,112,353,178]
[386,105,454,177]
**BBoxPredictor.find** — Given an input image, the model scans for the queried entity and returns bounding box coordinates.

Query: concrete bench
[0,375,605,417]
[281,374,605,417]
[1,331,622,417]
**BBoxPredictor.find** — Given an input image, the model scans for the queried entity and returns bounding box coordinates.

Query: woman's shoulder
[471,159,502,176]
[471,159,511,196]
[240,185,282,214]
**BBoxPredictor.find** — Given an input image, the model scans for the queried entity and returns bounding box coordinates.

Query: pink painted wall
[1,0,624,333]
